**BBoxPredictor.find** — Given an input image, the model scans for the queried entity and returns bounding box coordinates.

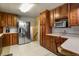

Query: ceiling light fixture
[19,3,35,13]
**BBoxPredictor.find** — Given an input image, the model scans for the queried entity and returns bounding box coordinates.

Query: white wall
[18,16,36,26]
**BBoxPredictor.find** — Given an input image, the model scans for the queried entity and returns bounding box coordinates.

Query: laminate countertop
[0,33,4,37]
[46,33,79,55]
[0,32,18,36]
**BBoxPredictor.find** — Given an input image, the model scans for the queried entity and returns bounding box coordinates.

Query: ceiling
[0,3,64,17]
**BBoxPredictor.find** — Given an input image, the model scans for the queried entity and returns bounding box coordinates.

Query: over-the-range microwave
[54,19,68,28]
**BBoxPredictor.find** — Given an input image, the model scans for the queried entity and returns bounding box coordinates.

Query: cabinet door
[7,15,12,27]
[12,16,17,27]
[41,14,46,25]
[2,14,7,27]
[69,4,79,26]
[10,34,13,45]
[6,34,10,46]
[0,14,3,33]
[0,13,2,27]
[54,7,61,19]
[60,4,68,18]
[55,37,61,47]
[50,11,54,27]
[12,34,18,45]
[40,25,46,46]
[77,6,79,24]
[51,36,57,53]
[40,25,43,45]
[46,36,51,50]
[0,27,3,33]
[13,16,17,27]
[2,35,6,47]
[2,34,10,47]
[60,37,67,44]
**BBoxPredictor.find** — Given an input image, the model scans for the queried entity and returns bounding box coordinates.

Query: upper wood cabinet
[50,4,68,27]
[0,14,3,33]
[0,14,2,27]
[53,4,68,20]
[60,4,68,18]
[1,13,17,27]
[50,3,79,27]
[50,10,54,27]
[11,15,17,27]
[68,3,79,26]
[54,7,61,19]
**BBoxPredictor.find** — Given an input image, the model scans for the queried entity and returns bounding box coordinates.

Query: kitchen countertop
[46,33,79,55]
[0,33,4,37]
[0,32,18,36]
[3,32,18,34]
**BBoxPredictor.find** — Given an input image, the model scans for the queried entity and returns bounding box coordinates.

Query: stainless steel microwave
[54,19,68,28]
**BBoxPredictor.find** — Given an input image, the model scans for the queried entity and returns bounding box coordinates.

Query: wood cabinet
[68,3,79,26]
[0,13,2,27]
[50,3,79,27]
[11,15,17,27]
[0,27,3,33]
[39,3,79,55]
[9,33,18,45]
[50,10,54,27]
[0,35,3,55]
[12,33,18,45]
[2,34,10,47]
[40,10,52,47]
[46,35,67,54]
[60,4,68,18]
[40,25,46,47]
[54,7,61,19]
[1,13,17,27]
[2,33,18,47]
[0,14,3,33]
[50,4,68,27]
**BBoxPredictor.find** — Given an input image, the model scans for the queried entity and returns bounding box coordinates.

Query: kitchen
[39,3,79,55]
[0,3,79,56]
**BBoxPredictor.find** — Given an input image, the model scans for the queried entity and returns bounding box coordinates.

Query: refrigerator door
[18,21,31,45]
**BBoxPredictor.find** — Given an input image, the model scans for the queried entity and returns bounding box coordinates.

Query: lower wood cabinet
[0,35,3,55]
[12,33,18,45]
[42,35,67,54]
[2,33,18,47]
[0,27,3,33]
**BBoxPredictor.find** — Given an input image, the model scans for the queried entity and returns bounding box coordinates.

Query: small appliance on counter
[6,27,10,33]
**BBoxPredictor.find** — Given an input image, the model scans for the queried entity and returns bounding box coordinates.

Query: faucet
[62,30,67,34]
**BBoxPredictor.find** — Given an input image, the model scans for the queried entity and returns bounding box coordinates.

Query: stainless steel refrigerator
[18,21,31,45]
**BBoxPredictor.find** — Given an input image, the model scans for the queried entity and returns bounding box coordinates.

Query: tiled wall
[52,26,79,34]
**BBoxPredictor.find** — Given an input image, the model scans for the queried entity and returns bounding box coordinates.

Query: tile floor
[1,41,57,56]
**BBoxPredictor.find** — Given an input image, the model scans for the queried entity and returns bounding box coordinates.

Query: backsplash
[3,27,17,33]
[52,26,79,34]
